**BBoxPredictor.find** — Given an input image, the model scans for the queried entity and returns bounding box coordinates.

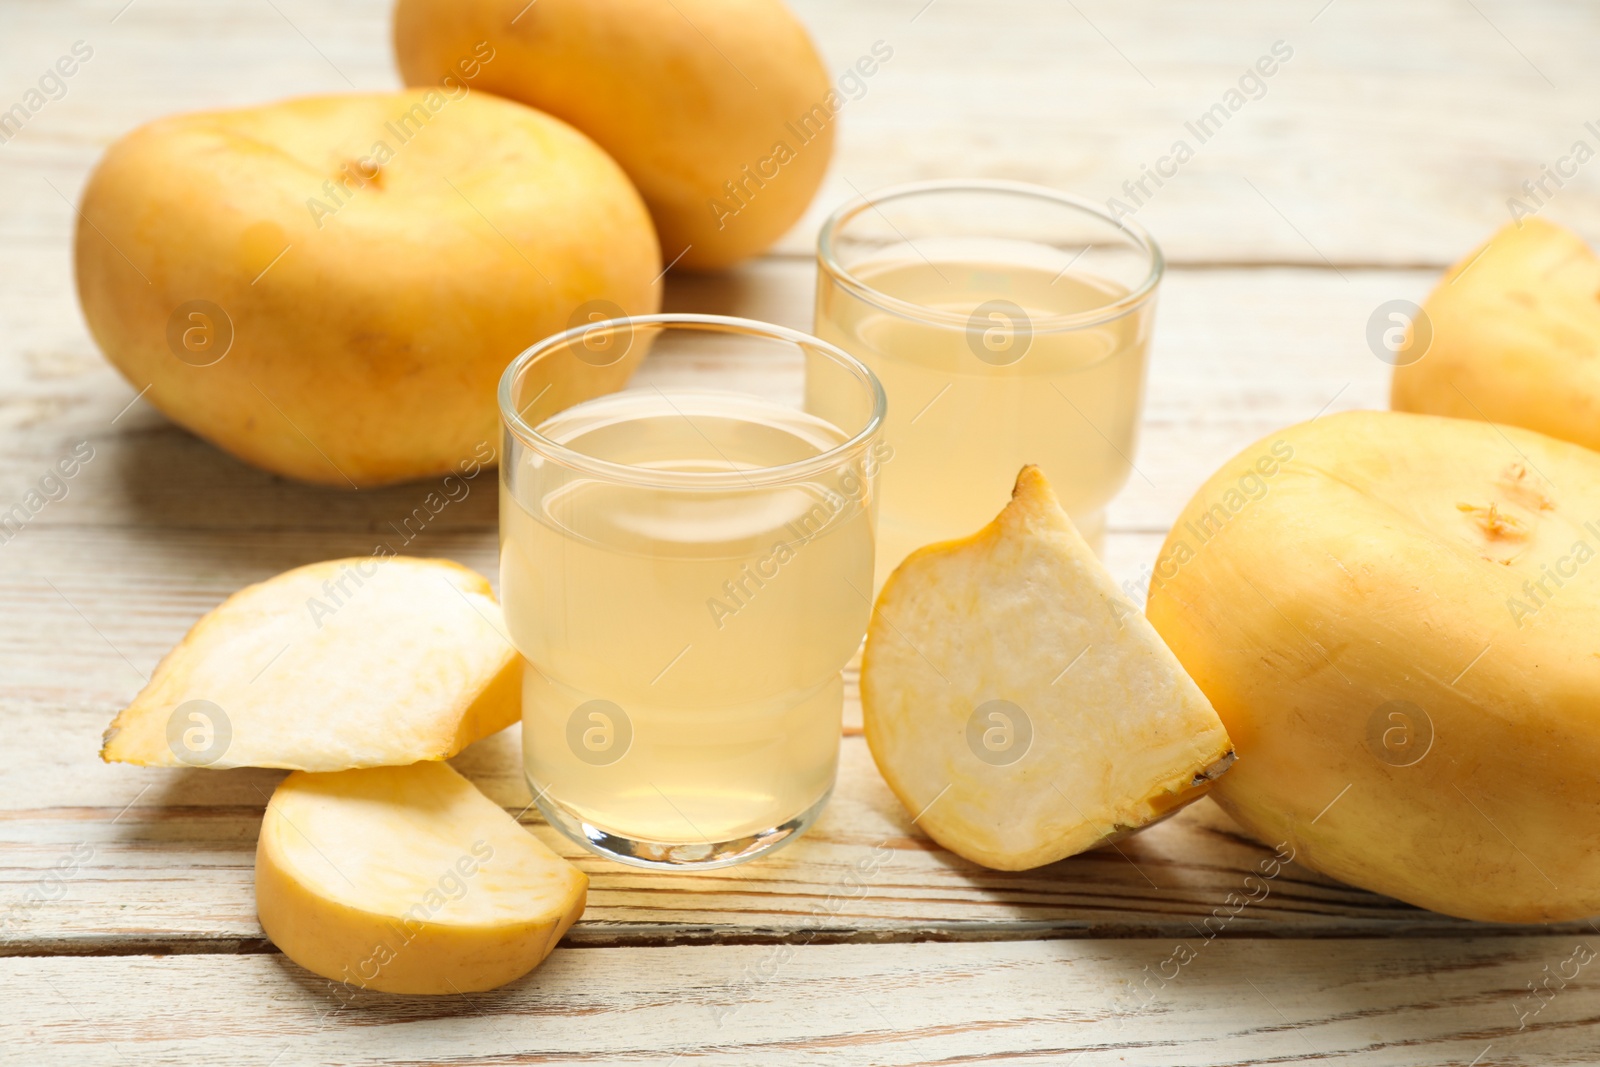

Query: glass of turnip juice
[816,180,1163,585]
[499,314,885,869]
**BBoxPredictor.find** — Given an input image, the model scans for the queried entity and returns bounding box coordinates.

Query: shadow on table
[106,419,497,533]
[101,766,289,855]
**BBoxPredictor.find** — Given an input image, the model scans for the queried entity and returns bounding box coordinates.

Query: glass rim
[498,313,887,490]
[816,178,1165,331]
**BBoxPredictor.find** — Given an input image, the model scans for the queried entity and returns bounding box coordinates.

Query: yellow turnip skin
[394,0,836,270]
[1148,410,1600,923]
[1392,218,1600,454]
[257,762,586,994]
[75,90,660,487]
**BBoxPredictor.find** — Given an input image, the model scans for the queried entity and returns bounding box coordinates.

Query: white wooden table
[4,1,1599,1062]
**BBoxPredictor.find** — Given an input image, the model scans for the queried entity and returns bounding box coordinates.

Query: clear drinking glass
[498,314,886,869]
[815,179,1163,583]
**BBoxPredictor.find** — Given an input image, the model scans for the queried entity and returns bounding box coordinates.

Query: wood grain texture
[3,0,1598,270]
[7,937,1600,1065]
[5,661,1595,954]
[3,0,1597,1062]
[0,262,1399,535]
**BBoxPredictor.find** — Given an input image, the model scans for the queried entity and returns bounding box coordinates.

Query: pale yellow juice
[500,389,873,850]
[816,256,1150,580]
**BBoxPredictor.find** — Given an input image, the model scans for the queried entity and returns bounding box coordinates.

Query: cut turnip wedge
[862,465,1235,870]
[256,760,587,994]
[100,556,520,770]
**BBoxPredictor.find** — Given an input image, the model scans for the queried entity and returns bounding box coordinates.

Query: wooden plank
[5,0,1598,270]
[6,694,1590,955]
[803,0,1600,266]
[8,937,1600,1065]
[0,262,1400,531]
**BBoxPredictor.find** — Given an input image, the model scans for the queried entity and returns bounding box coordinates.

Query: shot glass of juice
[815,179,1163,582]
[498,314,886,869]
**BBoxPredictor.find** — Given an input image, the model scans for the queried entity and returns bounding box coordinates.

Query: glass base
[530,779,833,871]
